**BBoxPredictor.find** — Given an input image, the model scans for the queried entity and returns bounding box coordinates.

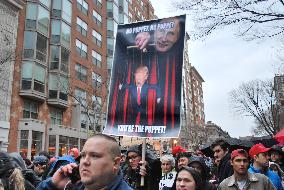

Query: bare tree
[229,79,281,136]
[172,0,284,40]
[0,28,17,90]
[58,72,109,135]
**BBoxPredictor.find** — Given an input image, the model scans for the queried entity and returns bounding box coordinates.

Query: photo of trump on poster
[103,15,186,138]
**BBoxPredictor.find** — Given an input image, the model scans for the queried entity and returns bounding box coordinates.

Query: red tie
[137,87,141,105]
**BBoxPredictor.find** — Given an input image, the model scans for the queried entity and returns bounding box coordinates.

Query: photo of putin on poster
[104,15,186,138]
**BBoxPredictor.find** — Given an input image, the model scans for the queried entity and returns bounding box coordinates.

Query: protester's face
[134,69,148,87]
[213,145,227,163]
[34,164,46,175]
[178,157,189,169]
[231,155,249,176]
[255,152,270,168]
[79,138,120,189]
[271,152,280,162]
[154,18,180,52]
[127,152,141,170]
[161,160,172,173]
[176,170,196,190]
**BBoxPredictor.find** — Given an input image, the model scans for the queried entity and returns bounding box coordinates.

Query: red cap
[231,149,248,160]
[68,148,79,158]
[249,143,270,158]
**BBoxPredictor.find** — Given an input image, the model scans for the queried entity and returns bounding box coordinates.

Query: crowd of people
[1,136,284,190]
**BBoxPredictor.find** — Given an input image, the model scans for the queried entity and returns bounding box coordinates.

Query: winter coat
[36,170,133,190]
[217,153,233,184]
[218,172,276,190]
[188,156,217,190]
[248,164,283,190]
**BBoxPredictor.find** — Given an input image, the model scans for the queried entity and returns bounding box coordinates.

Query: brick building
[0,0,24,151]
[190,66,205,127]
[7,0,155,159]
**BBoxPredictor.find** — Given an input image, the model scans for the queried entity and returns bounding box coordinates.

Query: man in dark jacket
[211,139,233,184]
[36,134,132,190]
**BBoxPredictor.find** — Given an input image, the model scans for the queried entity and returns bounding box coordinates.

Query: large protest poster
[103,15,186,138]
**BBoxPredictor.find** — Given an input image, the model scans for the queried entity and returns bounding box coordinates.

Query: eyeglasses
[127,155,139,161]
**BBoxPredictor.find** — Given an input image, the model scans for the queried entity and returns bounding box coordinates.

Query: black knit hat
[0,151,15,177]
[127,145,141,156]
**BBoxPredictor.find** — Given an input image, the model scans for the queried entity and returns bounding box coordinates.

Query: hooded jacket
[188,156,217,190]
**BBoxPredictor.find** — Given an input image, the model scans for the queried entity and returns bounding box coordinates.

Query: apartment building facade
[7,0,156,159]
[0,0,24,151]
[190,66,205,127]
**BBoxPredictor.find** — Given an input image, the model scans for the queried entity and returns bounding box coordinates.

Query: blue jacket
[248,164,283,190]
[36,170,133,190]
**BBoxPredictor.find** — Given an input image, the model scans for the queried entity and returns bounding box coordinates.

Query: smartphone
[68,166,81,184]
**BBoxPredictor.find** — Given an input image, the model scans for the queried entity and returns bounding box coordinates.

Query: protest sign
[103,15,186,138]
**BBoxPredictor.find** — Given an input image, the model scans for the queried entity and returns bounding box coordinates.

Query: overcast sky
[150,0,278,137]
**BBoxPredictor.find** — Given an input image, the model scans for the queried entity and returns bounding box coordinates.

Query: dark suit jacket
[120,83,160,124]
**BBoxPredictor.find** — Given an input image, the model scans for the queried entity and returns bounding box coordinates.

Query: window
[107,2,113,18]
[77,0,88,15]
[93,0,102,9]
[40,0,50,8]
[62,0,72,23]
[75,63,87,82]
[21,61,45,93]
[20,130,29,158]
[107,57,113,70]
[23,31,48,63]
[92,30,102,47]
[25,3,50,36]
[48,74,68,101]
[38,6,49,35]
[92,72,102,89]
[61,47,69,73]
[92,95,102,111]
[107,19,118,38]
[93,10,102,27]
[107,38,114,56]
[92,50,101,68]
[59,136,68,156]
[52,0,72,24]
[76,17,87,37]
[107,2,119,22]
[50,45,59,70]
[81,112,87,129]
[51,20,71,49]
[58,135,78,156]
[48,135,56,156]
[50,107,63,125]
[76,39,87,58]
[32,131,43,157]
[50,45,69,73]
[23,100,38,119]
[75,88,87,106]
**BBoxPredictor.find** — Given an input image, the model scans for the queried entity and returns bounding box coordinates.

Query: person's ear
[230,159,233,166]
[113,156,121,170]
